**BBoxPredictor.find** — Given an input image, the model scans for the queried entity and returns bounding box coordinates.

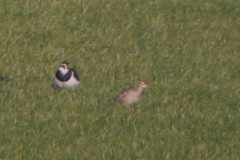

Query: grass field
[0,0,240,159]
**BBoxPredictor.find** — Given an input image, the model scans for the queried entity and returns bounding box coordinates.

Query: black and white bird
[54,62,80,89]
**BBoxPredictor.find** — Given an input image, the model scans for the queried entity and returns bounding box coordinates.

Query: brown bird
[113,81,150,104]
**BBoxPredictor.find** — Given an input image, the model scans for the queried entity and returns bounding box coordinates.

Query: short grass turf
[0,0,240,159]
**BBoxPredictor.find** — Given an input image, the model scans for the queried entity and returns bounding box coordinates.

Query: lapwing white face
[139,81,149,88]
[58,62,69,75]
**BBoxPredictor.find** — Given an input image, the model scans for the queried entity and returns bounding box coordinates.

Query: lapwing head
[138,81,149,89]
[58,62,70,75]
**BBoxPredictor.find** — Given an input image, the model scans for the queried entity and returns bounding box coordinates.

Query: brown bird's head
[138,81,149,89]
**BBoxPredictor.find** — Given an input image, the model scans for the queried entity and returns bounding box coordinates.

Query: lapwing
[54,62,80,89]
[113,81,150,104]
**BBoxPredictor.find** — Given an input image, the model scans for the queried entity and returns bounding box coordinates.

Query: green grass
[0,0,240,159]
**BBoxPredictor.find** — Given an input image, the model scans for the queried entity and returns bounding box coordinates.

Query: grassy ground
[0,0,240,159]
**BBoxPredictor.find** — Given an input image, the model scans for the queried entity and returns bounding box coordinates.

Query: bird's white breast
[55,71,80,88]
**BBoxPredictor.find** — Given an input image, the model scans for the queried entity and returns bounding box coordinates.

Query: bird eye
[63,64,68,69]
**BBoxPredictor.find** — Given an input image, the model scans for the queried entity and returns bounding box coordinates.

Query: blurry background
[0,0,239,159]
